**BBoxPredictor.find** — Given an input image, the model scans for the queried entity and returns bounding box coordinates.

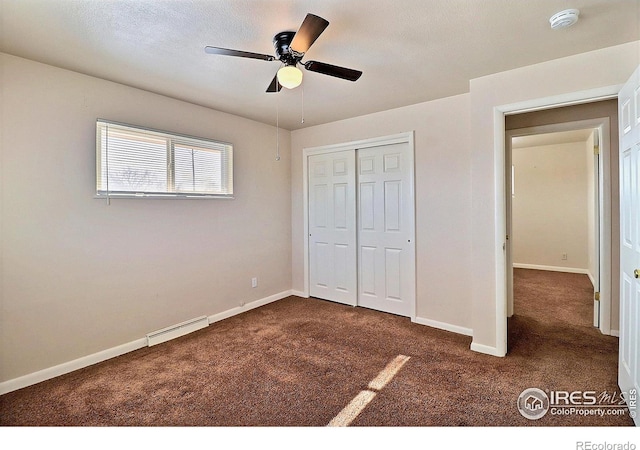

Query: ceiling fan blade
[303,61,362,82]
[266,74,283,93]
[205,46,275,61]
[289,13,329,54]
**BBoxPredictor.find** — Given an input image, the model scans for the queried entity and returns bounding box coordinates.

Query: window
[96,120,233,198]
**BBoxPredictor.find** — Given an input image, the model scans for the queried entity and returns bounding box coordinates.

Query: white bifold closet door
[308,140,415,318]
[308,150,358,306]
[357,143,415,317]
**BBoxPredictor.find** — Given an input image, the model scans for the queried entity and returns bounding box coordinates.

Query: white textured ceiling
[1,0,638,130]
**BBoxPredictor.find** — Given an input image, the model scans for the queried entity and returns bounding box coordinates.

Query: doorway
[506,123,609,331]
[302,132,416,319]
[503,100,619,344]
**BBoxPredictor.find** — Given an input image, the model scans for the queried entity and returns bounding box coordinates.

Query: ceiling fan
[204,13,362,92]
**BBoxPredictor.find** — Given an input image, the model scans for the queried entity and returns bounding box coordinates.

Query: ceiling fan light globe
[277,66,303,89]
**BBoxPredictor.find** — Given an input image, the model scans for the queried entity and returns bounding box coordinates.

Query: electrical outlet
[251,277,258,288]
[562,253,568,260]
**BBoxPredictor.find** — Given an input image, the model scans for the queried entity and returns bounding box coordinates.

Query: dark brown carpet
[0,268,633,426]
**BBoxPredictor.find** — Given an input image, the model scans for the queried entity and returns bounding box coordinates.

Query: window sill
[94,193,235,200]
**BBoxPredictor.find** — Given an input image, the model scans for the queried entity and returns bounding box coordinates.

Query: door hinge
[594,145,600,155]
[594,292,600,301]
[506,234,510,240]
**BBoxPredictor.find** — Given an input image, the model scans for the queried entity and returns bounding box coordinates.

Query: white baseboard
[513,263,589,275]
[207,290,292,324]
[470,341,506,357]
[413,316,473,337]
[610,329,620,337]
[0,290,293,396]
[0,338,147,396]
[587,271,596,287]
[291,290,307,298]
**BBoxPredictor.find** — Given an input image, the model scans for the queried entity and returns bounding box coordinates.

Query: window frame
[95,119,234,199]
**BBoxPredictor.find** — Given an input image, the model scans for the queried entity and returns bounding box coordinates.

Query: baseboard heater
[146,316,209,347]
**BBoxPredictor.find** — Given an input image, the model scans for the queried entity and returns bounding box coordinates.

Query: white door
[308,150,357,305]
[618,65,640,426]
[357,143,415,317]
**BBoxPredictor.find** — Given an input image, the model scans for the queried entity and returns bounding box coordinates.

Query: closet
[305,133,415,318]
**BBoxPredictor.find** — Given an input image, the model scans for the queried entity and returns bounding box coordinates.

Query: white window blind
[96,120,233,198]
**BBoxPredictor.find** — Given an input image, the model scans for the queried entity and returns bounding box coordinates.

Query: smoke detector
[550,9,580,30]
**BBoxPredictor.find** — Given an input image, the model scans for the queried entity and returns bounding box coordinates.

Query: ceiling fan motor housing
[273,31,298,65]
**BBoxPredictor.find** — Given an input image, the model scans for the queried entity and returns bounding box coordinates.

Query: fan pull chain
[301,85,305,124]
[275,92,281,161]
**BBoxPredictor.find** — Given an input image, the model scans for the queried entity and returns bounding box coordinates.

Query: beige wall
[512,142,590,270]
[469,41,639,354]
[0,54,292,382]
[291,94,473,331]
